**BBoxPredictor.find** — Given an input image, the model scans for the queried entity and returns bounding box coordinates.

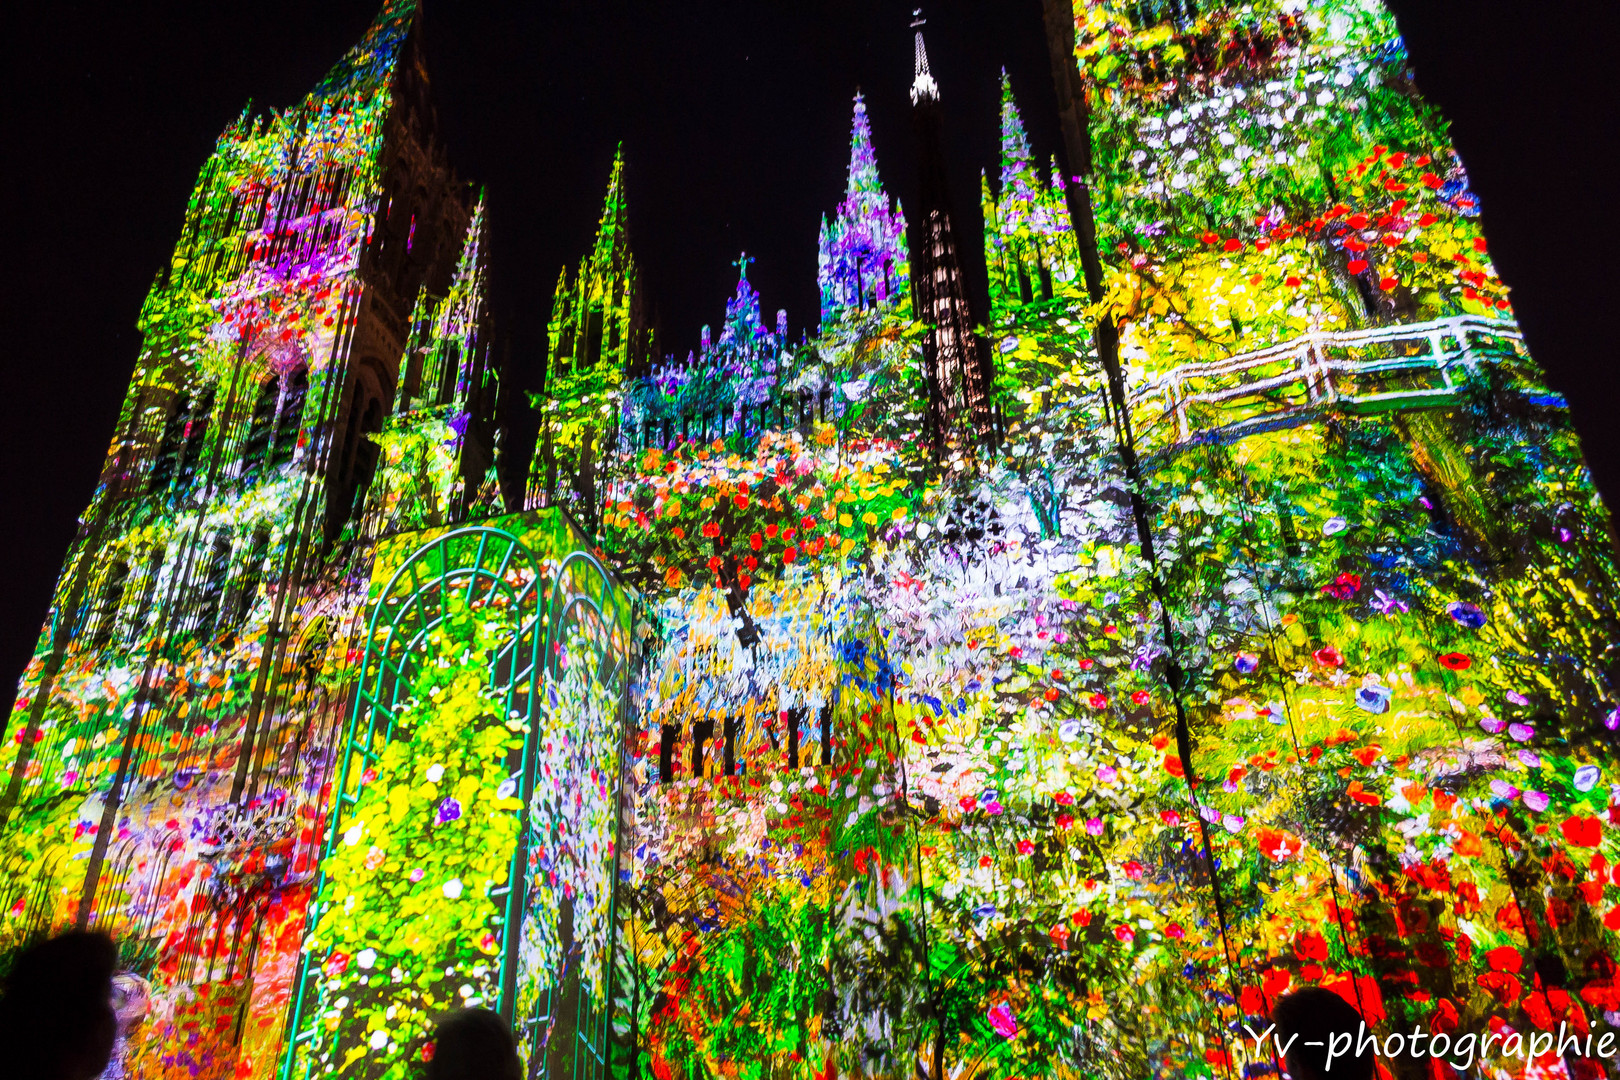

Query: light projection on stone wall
[2,1,1619,1079]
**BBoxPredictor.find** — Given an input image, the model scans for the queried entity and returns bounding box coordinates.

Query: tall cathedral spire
[906,10,995,448]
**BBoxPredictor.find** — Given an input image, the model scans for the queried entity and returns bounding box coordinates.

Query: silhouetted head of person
[0,931,119,1080]
[1272,987,1375,1080]
[424,1008,522,1080]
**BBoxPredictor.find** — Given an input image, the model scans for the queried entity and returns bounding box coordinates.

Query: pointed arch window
[175,386,215,489]
[148,392,191,495]
[441,343,461,405]
[88,560,130,649]
[240,378,279,480]
[584,309,605,369]
[659,723,679,783]
[690,717,715,779]
[1017,258,1035,305]
[231,526,273,626]
[786,707,804,769]
[127,543,164,637]
[193,532,233,633]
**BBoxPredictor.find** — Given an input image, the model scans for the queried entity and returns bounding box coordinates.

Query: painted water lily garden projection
[3,0,1619,1078]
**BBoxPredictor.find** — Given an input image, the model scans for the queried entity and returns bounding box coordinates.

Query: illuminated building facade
[4,1,1620,1079]
[0,4,628,1078]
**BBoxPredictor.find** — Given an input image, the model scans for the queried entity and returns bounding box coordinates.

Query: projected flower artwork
[2,2,1618,1080]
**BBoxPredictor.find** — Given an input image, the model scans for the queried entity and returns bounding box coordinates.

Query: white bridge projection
[1126,314,1534,454]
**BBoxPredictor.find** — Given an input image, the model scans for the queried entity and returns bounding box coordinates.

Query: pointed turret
[845,93,883,197]
[818,94,910,323]
[308,0,420,102]
[590,146,631,273]
[998,69,1037,196]
[547,149,642,379]
[983,72,1082,322]
[528,150,645,522]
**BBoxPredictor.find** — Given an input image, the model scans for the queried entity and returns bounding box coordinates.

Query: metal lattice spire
[910,9,939,105]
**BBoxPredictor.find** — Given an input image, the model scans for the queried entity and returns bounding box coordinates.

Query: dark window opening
[128,545,163,636]
[149,393,191,495]
[659,724,679,783]
[1017,261,1035,305]
[555,326,575,372]
[194,533,233,633]
[787,707,805,769]
[348,397,385,521]
[584,310,605,369]
[722,715,738,777]
[440,343,462,405]
[819,704,832,766]
[233,526,272,625]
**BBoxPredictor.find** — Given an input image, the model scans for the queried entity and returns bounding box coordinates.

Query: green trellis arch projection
[512,548,633,1079]
[283,511,633,1080]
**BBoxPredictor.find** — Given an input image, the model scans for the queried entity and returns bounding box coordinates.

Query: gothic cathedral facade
[5,2,1620,1080]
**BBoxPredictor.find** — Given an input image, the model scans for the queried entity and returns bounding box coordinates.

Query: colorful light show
[3,1,1619,1079]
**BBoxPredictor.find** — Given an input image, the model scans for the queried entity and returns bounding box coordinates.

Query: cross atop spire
[910,9,940,105]
[733,251,755,280]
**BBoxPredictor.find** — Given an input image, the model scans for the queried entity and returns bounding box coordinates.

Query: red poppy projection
[3,0,1620,1079]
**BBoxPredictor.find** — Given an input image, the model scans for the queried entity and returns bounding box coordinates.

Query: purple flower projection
[435,796,462,825]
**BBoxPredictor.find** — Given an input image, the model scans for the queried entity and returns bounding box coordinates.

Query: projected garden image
[3,1,1618,1079]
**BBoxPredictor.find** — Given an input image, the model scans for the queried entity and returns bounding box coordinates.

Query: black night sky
[2,0,1618,714]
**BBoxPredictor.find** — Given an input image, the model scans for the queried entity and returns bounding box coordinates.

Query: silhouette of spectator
[424,1008,522,1080]
[0,931,119,1080]
[1272,986,1376,1080]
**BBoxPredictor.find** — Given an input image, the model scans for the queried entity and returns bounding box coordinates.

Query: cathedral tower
[907,13,996,448]
[0,4,503,1075]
